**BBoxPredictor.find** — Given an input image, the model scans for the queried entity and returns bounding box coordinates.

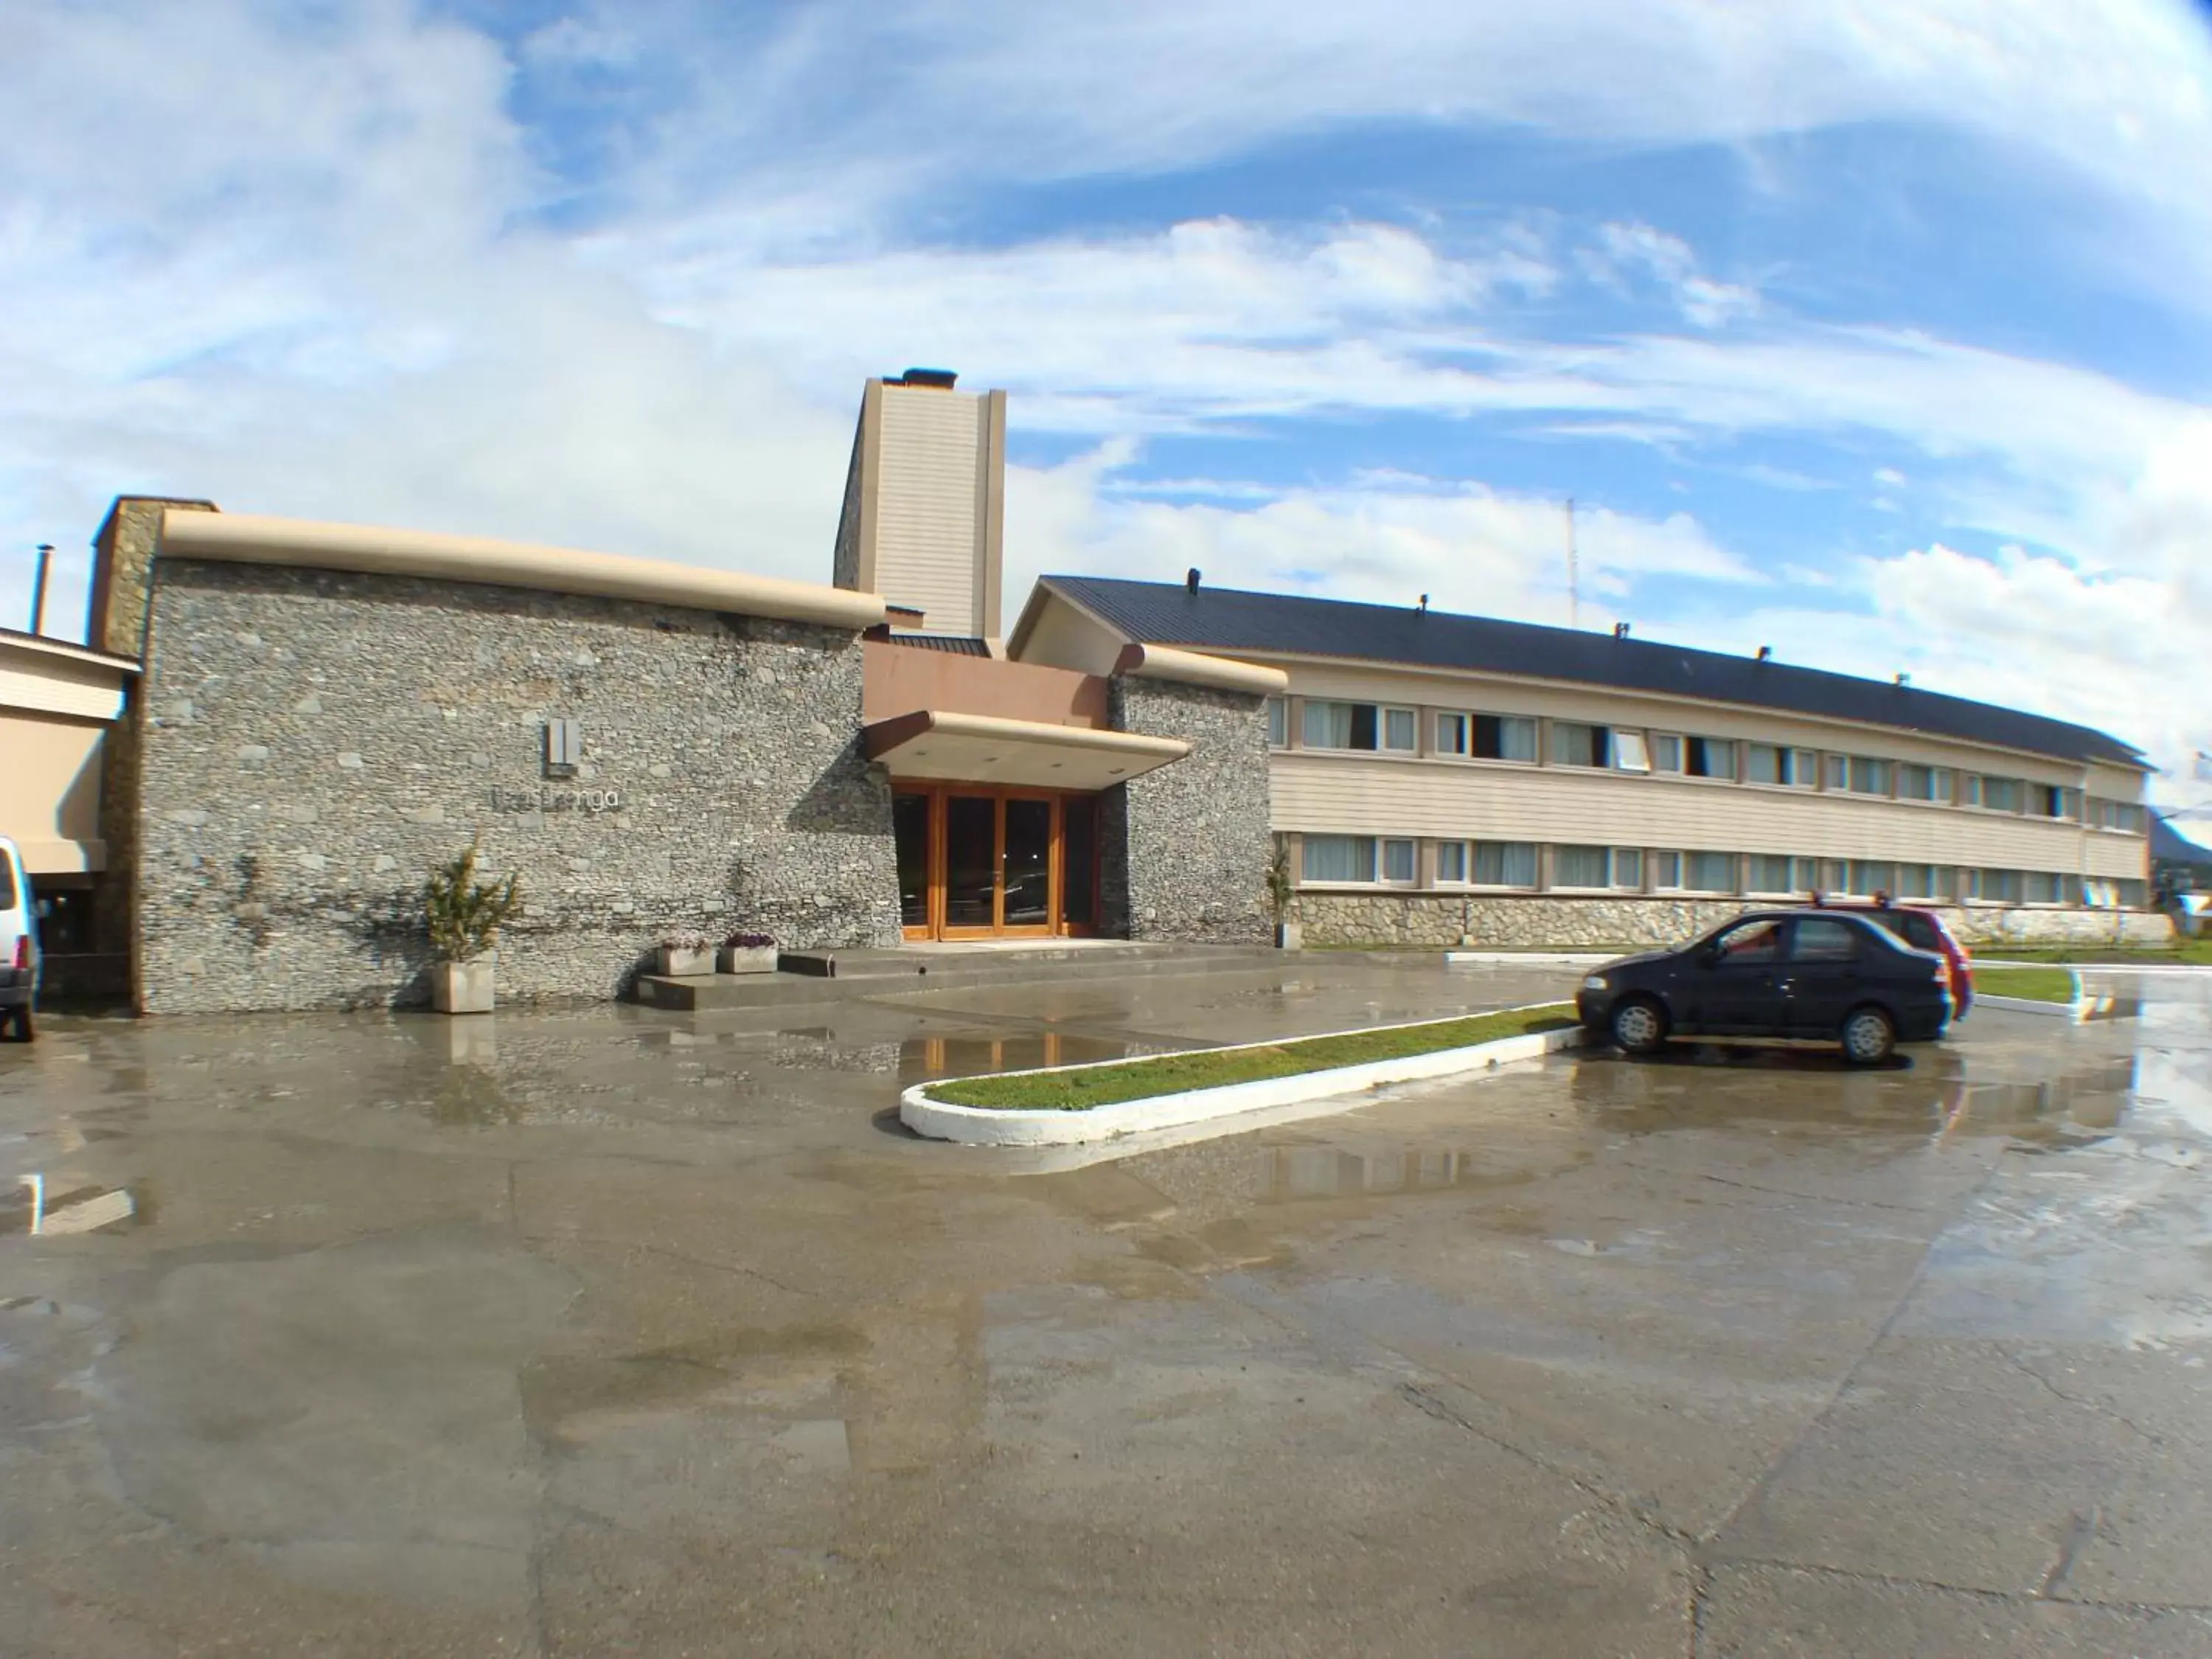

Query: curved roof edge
[1116,641,1288,696]
[159,512,886,632]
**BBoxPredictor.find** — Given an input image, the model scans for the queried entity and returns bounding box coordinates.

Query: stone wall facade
[1105,676,1273,945]
[133,560,900,1013]
[1295,890,2176,950]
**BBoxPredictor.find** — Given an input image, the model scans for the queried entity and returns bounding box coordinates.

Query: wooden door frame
[890,780,1100,942]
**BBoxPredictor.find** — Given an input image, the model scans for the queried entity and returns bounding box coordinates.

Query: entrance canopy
[863,710,1188,790]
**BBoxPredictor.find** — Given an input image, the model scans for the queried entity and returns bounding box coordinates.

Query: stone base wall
[1295,891,2176,951]
[134,560,900,1014]
[1107,678,1273,945]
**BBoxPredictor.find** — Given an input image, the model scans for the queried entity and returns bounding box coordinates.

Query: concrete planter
[717,945,779,975]
[431,955,496,1015]
[655,945,714,977]
[1276,920,1303,950]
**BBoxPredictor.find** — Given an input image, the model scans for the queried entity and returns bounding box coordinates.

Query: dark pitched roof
[886,632,990,655]
[1042,576,2143,769]
[2153,816,2212,866]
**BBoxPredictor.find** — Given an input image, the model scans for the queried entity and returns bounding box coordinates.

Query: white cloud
[1587,222,1761,328]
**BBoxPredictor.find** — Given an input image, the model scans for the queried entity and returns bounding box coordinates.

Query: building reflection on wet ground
[1,960,2208,1655]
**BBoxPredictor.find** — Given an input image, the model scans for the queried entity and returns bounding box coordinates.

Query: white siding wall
[874,385,984,635]
[1263,660,2149,892]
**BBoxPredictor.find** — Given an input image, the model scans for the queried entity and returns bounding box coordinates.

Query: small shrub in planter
[655,931,717,977]
[424,843,523,1014]
[718,931,779,975]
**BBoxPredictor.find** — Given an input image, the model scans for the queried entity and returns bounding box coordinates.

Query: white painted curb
[1445,951,1615,967]
[1975,992,2088,1022]
[900,1006,1584,1147]
[1975,969,2086,1022]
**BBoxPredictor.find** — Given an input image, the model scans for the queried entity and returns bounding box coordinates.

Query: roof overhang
[159,511,886,632]
[863,710,1189,790]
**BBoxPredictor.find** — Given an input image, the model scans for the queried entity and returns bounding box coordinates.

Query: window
[1819,860,1849,894]
[1685,736,1735,779]
[1897,763,1946,801]
[1436,841,1469,883]
[1548,721,1610,768]
[1611,848,1644,890]
[2118,878,2147,907]
[1968,775,2024,812]
[2091,798,2147,834]
[1303,701,1377,750]
[1553,845,1611,887]
[1653,851,1681,888]
[1747,744,1815,786]
[1472,714,1540,762]
[1791,918,1863,961]
[1301,835,1376,883]
[1473,841,1538,886]
[2023,871,2065,904]
[1612,730,1652,773]
[1383,708,1418,752]
[1845,757,1892,796]
[1681,851,1736,893]
[2032,785,2079,820]
[1825,754,1848,790]
[1382,838,1416,883]
[1436,713,1469,756]
[1792,856,1823,892]
[1265,698,1287,748]
[1970,868,2024,903]
[1712,919,1784,961]
[1747,854,1797,894]
[1849,860,1896,897]
[1652,734,1683,773]
[1893,863,1944,899]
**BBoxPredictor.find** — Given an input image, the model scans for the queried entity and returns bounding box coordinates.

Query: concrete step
[633,943,1281,1012]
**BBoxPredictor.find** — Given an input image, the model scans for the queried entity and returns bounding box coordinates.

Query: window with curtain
[1850,860,1896,895]
[1683,851,1736,892]
[1436,713,1469,756]
[1686,736,1734,779]
[1610,848,1643,889]
[1548,722,1609,767]
[1653,851,1682,888]
[1553,845,1610,886]
[1301,835,1376,882]
[1471,714,1539,761]
[1436,841,1469,883]
[1383,709,1417,751]
[1745,743,1781,785]
[1847,757,1893,796]
[1302,701,1378,750]
[1381,838,1416,882]
[1652,734,1683,773]
[1747,854,1795,892]
[1265,698,1287,748]
[1473,841,1538,886]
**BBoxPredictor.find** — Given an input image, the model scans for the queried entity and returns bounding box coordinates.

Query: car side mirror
[1697,944,1722,968]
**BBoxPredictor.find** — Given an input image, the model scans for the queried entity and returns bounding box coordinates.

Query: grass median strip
[1975,966,2081,1004]
[926,1004,1579,1111]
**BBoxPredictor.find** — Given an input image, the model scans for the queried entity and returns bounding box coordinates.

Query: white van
[0,836,37,1042]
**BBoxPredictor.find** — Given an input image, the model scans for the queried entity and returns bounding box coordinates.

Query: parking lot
[2,959,2208,1657]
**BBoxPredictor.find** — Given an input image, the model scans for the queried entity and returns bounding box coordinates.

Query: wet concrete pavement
[1,959,2209,1656]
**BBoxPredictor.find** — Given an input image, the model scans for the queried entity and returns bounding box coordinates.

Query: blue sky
[4,1,2211,804]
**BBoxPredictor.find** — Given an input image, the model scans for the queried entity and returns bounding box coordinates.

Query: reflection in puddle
[2081,996,2145,1023]
[1261,1146,1489,1202]
[897,1032,1142,1082]
[1,1175,145,1236]
[1935,1058,2136,1150]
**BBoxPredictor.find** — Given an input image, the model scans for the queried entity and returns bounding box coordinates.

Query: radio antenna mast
[1565,498,1580,630]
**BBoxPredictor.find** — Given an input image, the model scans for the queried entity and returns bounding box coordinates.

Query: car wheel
[1840,1005,1895,1065]
[1609,996,1668,1055]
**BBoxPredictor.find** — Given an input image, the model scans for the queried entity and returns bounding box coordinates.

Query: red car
[1811,896,1973,1016]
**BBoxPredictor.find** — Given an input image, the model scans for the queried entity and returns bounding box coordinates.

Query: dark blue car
[1575,909,1955,1065]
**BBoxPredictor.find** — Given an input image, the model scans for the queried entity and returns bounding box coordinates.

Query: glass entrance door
[891,784,1099,940]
